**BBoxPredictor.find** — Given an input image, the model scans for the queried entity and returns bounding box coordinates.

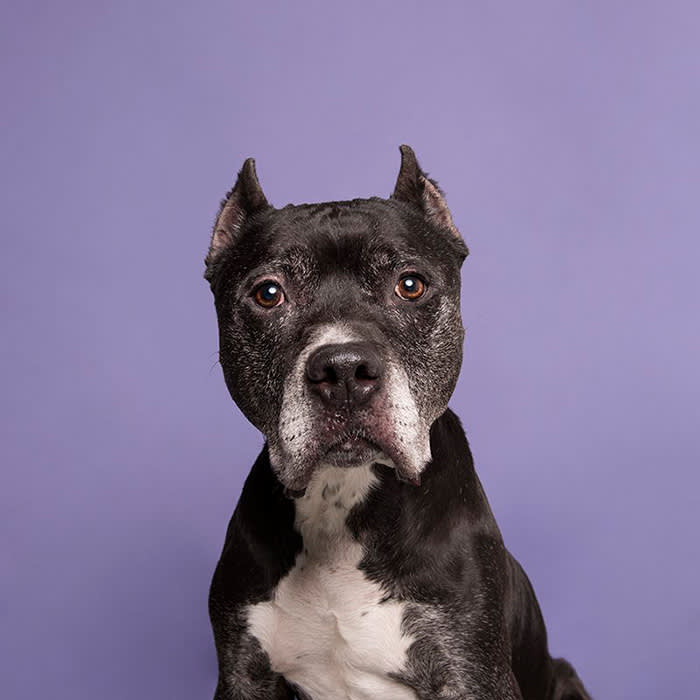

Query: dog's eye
[253,281,285,308]
[395,274,426,301]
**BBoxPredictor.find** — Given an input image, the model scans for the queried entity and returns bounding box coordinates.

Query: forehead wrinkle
[309,234,402,281]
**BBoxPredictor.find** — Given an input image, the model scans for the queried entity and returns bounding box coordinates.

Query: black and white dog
[204,146,590,700]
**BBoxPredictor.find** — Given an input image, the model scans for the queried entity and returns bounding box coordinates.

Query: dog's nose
[306,342,383,409]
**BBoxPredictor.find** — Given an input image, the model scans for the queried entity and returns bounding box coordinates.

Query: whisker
[208,349,222,374]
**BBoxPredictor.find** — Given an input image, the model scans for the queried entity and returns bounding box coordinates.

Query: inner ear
[420,175,461,243]
[205,158,269,282]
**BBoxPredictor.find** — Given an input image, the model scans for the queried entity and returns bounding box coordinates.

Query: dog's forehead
[258,198,429,266]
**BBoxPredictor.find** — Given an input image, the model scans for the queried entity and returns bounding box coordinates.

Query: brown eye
[253,281,284,308]
[395,275,426,301]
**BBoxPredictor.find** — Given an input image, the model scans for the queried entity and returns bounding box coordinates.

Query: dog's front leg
[213,670,294,700]
[210,608,296,700]
[209,552,299,700]
[208,450,303,700]
[213,674,294,700]
[213,671,294,700]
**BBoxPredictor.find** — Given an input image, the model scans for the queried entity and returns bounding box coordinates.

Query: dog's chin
[323,436,381,468]
[271,425,430,496]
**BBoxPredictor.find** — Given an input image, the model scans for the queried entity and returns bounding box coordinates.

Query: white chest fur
[246,464,417,700]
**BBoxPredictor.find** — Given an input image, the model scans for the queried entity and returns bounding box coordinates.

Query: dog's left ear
[205,158,269,282]
[391,145,468,259]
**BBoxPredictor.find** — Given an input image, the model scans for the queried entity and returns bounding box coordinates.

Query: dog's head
[205,146,468,493]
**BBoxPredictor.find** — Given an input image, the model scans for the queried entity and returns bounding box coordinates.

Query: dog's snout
[306,342,383,408]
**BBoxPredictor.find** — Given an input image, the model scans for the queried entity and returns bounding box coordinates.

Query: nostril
[355,363,379,381]
[306,355,337,384]
[315,366,337,384]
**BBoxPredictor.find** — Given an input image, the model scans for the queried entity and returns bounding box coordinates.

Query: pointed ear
[204,158,269,281]
[392,145,467,257]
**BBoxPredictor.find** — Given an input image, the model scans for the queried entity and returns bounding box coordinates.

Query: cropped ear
[391,145,468,257]
[204,158,269,281]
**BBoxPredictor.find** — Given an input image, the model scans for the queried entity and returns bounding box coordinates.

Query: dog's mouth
[276,418,427,495]
[313,418,424,487]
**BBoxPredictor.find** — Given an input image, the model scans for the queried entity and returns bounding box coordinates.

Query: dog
[204,146,591,700]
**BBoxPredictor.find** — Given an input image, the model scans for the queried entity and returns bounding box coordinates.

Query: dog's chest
[247,465,416,700]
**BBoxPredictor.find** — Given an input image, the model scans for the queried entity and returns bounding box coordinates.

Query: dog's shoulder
[211,447,302,608]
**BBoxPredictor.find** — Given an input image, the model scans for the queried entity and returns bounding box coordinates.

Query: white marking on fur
[247,465,417,700]
[274,323,358,469]
[384,361,431,478]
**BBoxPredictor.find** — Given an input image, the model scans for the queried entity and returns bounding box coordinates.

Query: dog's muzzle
[271,325,432,493]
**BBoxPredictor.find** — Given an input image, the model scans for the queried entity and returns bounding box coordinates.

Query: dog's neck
[293,463,377,561]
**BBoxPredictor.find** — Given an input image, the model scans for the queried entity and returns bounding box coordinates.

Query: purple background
[2,2,699,698]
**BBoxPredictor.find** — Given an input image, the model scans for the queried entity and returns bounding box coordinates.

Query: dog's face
[205,146,468,493]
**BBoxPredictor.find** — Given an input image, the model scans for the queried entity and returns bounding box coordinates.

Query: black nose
[306,342,383,409]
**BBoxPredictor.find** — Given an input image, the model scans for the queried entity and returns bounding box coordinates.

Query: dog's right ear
[204,158,269,282]
[391,145,468,261]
